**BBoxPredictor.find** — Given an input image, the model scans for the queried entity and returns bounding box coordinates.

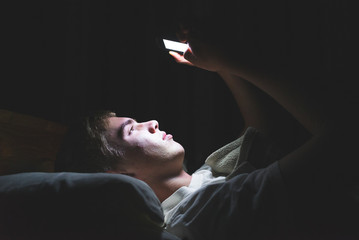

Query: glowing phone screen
[163,39,189,53]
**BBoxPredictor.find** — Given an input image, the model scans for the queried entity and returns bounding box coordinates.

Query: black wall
[2,0,355,172]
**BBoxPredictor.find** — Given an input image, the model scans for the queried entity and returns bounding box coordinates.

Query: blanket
[205,127,286,179]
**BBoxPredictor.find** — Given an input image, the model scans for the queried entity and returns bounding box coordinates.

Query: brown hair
[55,110,123,172]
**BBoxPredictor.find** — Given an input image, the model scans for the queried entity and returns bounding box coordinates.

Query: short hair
[55,110,123,172]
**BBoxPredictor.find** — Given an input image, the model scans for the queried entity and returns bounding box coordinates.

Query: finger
[169,51,194,66]
[183,47,196,63]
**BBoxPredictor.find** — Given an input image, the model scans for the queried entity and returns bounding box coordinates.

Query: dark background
[1,0,355,172]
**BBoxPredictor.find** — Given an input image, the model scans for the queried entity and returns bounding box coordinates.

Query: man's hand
[169,30,231,73]
[169,51,194,66]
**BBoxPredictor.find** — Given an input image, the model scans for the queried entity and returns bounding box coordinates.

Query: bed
[1,109,358,239]
[0,109,180,239]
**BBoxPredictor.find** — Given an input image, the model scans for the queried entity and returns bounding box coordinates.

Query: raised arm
[217,71,276,135]
[217,72,308,148]
[170,21,358,237]
[169,34,351,188]
[170,50,308,153]
[175,36,328,137]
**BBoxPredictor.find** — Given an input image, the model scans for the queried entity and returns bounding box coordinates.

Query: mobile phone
[157,38,189,53]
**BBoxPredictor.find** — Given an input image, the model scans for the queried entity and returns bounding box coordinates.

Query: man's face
[106,117,185,179]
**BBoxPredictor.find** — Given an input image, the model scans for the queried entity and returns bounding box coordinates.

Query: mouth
[162,132,173,140]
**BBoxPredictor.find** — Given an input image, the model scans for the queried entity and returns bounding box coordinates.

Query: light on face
[163,39,189,53]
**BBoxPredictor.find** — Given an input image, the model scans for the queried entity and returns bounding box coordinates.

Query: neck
[148,170,192,202]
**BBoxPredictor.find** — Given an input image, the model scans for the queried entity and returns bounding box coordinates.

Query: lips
[162,131,173,140]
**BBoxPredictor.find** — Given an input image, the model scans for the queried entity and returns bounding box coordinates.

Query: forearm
[218,71,309,150]
[219,58,329,136]
[218,71,277,134]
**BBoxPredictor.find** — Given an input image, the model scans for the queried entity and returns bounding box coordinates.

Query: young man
[55,31,357,239]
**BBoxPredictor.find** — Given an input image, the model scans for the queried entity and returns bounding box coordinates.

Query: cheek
[118,139,142,162]
[141,141,166,158]
[122,136,159,159]
[135,141,174,162]
[145,141,185,161]
[123,133,184,161]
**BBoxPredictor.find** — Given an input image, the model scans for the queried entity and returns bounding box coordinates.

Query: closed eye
[118,119,137,139]
[129,125,134,135]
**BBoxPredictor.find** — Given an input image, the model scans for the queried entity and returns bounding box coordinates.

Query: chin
[174,142,185,156]
[167,143,185,162]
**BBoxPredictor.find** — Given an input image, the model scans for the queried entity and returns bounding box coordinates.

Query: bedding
[0,171,180,239]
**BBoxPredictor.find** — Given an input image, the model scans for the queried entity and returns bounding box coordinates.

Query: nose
[147,120,159,133]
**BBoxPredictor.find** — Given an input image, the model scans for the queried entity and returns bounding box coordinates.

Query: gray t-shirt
[162,127,289,239]
[162,165,226,224]
[164,162,288,240]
